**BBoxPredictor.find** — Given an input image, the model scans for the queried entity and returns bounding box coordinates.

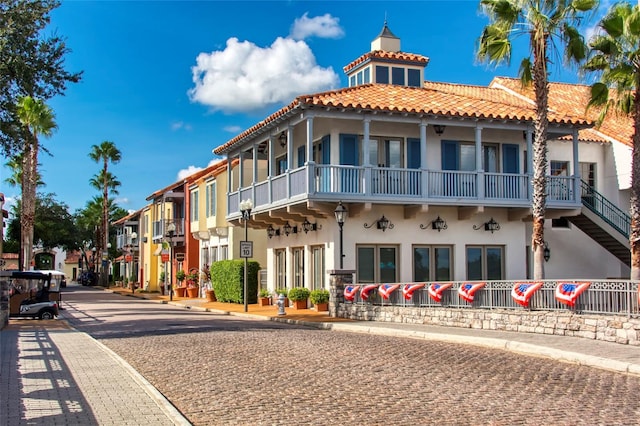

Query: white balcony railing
[227,164,580,216]
[152,218,185,240]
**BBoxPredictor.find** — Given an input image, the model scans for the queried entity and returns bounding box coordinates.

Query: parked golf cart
[2,271,60,320]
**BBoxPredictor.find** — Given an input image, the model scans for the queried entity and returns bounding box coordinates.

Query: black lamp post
[334,201,347,269]
[166,222,176,301]
[240,199,253,313]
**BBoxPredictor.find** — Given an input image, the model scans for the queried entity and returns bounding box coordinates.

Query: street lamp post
[127,232,137,293]
[166,222,176,301]
[239,199,253,313]
[334,201,347,269]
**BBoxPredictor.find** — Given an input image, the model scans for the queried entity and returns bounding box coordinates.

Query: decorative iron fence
[342,280,639,317]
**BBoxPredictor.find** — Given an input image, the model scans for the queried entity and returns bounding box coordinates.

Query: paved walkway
[1,286,639,425]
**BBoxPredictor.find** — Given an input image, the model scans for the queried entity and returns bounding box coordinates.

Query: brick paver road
[63,287,640,426]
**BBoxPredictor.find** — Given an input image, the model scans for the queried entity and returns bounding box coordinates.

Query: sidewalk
[0,319,190,426]
[112,286,640,376]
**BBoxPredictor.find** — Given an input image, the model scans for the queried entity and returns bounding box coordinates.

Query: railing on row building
[341,280,639,318]
[227,164,581,216]
[151,218,185,240]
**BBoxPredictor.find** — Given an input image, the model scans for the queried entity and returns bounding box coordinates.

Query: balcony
[227,164,580,217]
[152,218,185,241]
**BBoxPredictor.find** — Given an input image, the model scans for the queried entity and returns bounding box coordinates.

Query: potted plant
[258,289,271,306]
[310,289,330,312]
[274,288,288,306]
[175,270,186,297]
[186,270,199,298]
[288,287,310,310]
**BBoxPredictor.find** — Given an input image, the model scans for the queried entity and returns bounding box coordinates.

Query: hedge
[210,260,261,304]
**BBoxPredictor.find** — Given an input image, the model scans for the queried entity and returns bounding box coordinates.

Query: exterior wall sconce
[474,217,500,233]
[283,222,297,236]
[421,215,447,231]
[301,218,321,233]
[543,242,551,262]
[433,124,446,136]
[364,215,394,232]
[266,225,280,239]
[279,131,287,148]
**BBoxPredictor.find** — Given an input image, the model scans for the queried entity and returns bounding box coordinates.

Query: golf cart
[3,271,60,320]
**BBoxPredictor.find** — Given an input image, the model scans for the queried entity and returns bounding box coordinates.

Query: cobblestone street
[63,288,640,425]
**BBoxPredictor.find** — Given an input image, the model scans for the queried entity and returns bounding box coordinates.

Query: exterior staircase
[565,181,631,266]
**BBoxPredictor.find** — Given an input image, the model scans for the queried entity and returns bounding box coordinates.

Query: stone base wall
[336,304,640,346]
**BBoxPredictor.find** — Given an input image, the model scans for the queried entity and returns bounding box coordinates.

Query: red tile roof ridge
[343,50,429,73]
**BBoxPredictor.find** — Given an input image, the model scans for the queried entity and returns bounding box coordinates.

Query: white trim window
[190,189,199,222]
[357,245,398,283]
[466,245,504,280]
[205,180,216,218]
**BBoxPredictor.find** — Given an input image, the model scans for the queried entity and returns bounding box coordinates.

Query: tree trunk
[629,82,640,280]
[530,32,549,280]
[20,136,38,271]
[102,158,109,286]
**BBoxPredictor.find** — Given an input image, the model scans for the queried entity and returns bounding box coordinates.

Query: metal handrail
[580,180,630,237]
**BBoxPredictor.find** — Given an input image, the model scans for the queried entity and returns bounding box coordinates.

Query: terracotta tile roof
[343,50,429,73]
[491,77,632,147]
[112,207,145,226]
[146,158,236,201]
[214,82,591,155]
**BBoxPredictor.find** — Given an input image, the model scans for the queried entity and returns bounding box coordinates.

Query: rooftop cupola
[343,22,429,89]
[371,21,400,52]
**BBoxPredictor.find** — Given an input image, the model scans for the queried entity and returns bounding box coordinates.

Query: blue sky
[2,0,614,215]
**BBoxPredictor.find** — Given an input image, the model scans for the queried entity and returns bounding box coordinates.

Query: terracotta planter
[292,299,307,310]
[175,287,186,298]
[205,289,216,302]
[259,297,270,306]
[314,302,328,312]
[187,287,199,298]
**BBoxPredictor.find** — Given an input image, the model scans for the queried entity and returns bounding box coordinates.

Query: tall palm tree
[16,96,57,270]
[89,170,121,195]
[585,2,640,280]
[89,141,121,286]
[4,154,44,188]
[477,0,597,279]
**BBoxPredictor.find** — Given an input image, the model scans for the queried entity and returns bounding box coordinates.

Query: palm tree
[89,141,121,286]
[89,170,121,195]
[4,154,44,188]
[16,96,57,270]
[584,2,640,280]
[477,0,597,279]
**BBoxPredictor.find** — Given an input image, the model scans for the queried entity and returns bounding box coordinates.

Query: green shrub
[288,287,310,302]
[309,289,329,304]
[259,289,271,298]
[275,288,288,296]
[176,270,186,283]
[210,260,261,304]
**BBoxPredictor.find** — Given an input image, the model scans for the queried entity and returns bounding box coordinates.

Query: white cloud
[171,121,192,131]
[207,158,223,167]
[188,36,339,113]
[290,13,345,41]
[223,125,242,133]
[1,194,18,218]
[177,165,203,180]
[114,197,129,205]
